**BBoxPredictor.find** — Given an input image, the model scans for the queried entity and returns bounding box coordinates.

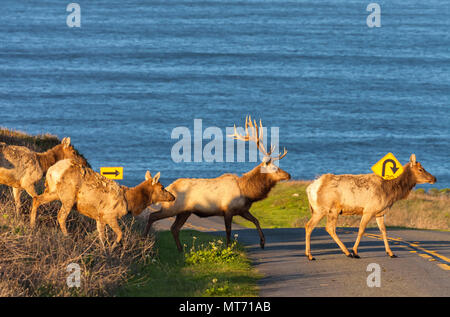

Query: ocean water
[0,0,449,188]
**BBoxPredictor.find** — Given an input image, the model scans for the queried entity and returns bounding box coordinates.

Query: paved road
[151,214,450,296]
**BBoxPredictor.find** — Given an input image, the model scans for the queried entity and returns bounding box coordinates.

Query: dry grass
[0,127,60,152]
[0,189,155,297]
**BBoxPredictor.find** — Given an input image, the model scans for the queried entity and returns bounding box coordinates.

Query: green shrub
[204,280,231,296]
[184,237,240,265]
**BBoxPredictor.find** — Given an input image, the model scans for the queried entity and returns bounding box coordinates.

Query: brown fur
[145,161,291,251]
[304,154,437,260]
[237,165,279,202]
[0,137,88,215]
[31,159,174,249]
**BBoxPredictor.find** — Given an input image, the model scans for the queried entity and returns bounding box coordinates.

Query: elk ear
[410,154,417,166]
[145,170,152,181]
[152,172,161,185]
[62,137,71,148]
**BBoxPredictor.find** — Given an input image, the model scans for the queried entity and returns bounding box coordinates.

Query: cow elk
[31,159,175,249]
[0,137,88,216]
[305,154,436,260]
[145,116,291,252]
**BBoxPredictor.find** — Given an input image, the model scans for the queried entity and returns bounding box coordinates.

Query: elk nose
[432,176,437,184]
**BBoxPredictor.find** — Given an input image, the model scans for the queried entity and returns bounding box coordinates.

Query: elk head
[60,137,89,166]
[408,154,436,184]
[145,171,175,203]
[229,116,291,182]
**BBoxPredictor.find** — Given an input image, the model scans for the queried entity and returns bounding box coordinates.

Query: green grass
[117,230,261,297]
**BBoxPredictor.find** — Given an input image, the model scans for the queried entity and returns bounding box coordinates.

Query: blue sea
[0,0,449,188]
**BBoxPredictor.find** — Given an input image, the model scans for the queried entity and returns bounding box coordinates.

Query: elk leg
[96,220,106,250]
[144,209,173,235]
[352,213,373,258]
[171,212,191,252]
[12,187,23,215]
[23,183,38,218]
[57,200,75,236]
[326,214,353,258]
[240,210,265,249]
[30,190,58,228]
[224,214,233,247]
[304,211,325,260]
[108,217,123,251]
[376,215,396,258]
[22,183,37,200]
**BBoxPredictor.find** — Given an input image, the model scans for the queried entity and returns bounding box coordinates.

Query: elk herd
[0,117,437,261]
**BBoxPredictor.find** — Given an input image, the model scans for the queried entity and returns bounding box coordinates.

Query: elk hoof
[306,253,315,261]
[346,253,354,258]
[389,253,398,258]
[260,241,265,249]
[351,251,360,259]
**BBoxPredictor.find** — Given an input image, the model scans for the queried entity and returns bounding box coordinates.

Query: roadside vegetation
[0,202,153,296]
[119,230,261,297]
[234,181,450,230]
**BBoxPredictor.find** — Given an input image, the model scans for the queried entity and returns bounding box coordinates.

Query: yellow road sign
[100,167,123,180]
[371,153,403,180]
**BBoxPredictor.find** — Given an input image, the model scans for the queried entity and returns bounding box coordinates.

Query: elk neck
[381,163,416,206]
[36,144,62,172]
[124,182,153,216]
[237,165,277,202]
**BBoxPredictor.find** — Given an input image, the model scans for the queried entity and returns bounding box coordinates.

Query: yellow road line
[357,231,450,271]
[437,264,450,271]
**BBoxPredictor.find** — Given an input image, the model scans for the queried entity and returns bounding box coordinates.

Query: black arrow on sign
[382,159,399,177]
[102,170,120,177]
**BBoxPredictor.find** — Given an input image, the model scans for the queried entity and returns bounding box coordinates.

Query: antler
[228,116,287,161]
[271,147,287,161]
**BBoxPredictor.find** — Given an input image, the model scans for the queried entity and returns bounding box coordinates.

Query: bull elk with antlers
[145,116,291,251]
[0,137,88,217]
[305,154,436,260]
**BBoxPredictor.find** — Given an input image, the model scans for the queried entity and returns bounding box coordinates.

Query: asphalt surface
[150,214,450,297]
